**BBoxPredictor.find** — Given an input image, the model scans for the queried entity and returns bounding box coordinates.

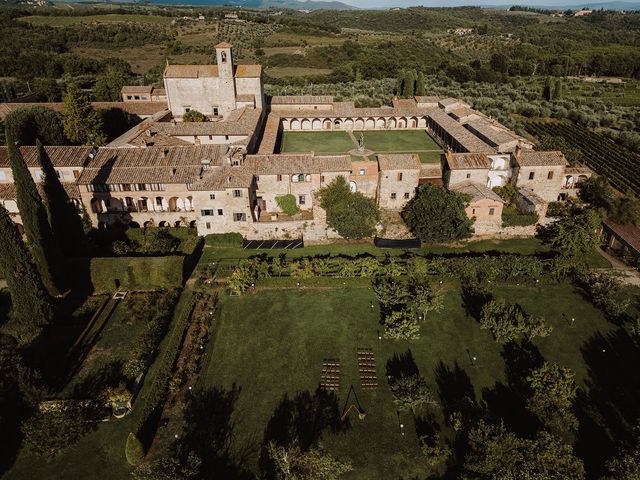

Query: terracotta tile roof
[189,166,254,191]
[427,108,495,153]
[150,107,262,137]
[236,94,255,102]
[392,98,418,111]
[564,166,592,175]
[518,187,546,206]
[466,120,519,148]
[258,113,281,155]
[377,153,421,171]
[271,95,334,105]
[439,97,465,108]
[235,64,262,78]
[603,220,640,254]
[451,181,504,204]
[419,164,443,178]
[516,150,567,167]
[415,96,440,105]
[121,85,153,94]
[215,41,233,48]
[446,152,491,170]
[78,145,227,185]
[0,146,93,168]
[244,154,351,175]
[0,182,80,200]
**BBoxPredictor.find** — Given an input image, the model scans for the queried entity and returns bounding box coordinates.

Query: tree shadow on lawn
[259,387,347,479]
[385,349,419,379]
[574,328,640,478]
[70,359,124,399]
[460,282,493,322]
[181,384,255,480]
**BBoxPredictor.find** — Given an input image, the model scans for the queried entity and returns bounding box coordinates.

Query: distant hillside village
[0,42,594,242]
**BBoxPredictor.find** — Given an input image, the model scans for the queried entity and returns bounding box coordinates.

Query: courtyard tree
[465,421,585,479]
[0,205,52,344]
[317,176,380,240]
[544,209,601,258]
[4,106,66,146]
[610,190,640,225]
[7,133,66,295]
[402,184,473,243]
[388,373,437,415]
[409,280,443,321]
[579,176,615,211]
[61,83,105,145]
[267,441,353,480]
[372,276,410,309]
[605,426,640,480]
[383,310,420,340]
[182,110,209,122]
[480,299,552,343]
[36,141,86,256]
[526,362,578,433]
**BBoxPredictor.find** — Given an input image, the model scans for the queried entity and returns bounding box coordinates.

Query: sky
[335,0,634,7]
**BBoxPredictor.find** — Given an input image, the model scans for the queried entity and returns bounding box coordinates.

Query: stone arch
[189,220,197,228]
[563,175,574,189]
[365,117,375,129]
[333,119,342,129]
[410,117,418,128]
[185,196,193,211]
[388,117,397,129]
[158,221,168,227]
[138,197,149,212]
[349,181,357,193]
[355,118,365,130]
[174,220,184,227]
[323,119,332,130]
[291,118,301,130]
[129,221,141,229]
[90,198,104,214]
[312,118,322,130]
[376,117,385,129]
[143,220,154,228]
[282,119,290,130]
[301,118,311,130]
[344,118,354,129]
[418,116,427,128]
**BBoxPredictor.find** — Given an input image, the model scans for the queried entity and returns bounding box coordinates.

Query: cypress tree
[36,140,86,256]
[7,133,66,295]
[404,70,416,98]
[553,79,563,100]
[0,204,52,344]
[542,77,552,101]
[416,72,426,96]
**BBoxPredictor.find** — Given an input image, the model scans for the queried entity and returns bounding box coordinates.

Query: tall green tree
[94,66,130,102]
[0,205,52,344]
[402,184,473,243]
[389,374,437,414]
[552,78,563,100]
[526,362,578,433]
[404,70,416,98]
[544,209,601,258]
[317,176,380,240]
[268,441,352,480]
[4,106,66,146]
[61,83,105,145]
[7,134,66,295]
[36,141,86,256]
[542,77,552,101]
[415,72,426,96]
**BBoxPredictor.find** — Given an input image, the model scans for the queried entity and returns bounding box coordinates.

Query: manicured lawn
[279,131,354,154]
[199,283,617,479]
[355,129,442,158]
[279,130,443,163]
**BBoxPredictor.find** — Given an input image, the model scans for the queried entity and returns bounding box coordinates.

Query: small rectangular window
[209,194,216,200]
[277,174,283,181]
[489,207,495,215]
[0,171,6,180]
[137,184,147,191]
[56,170,63,179]
[299,195,306,205]
[472,208,476,214]
[213,107,219,116]
[320,175,325,183]
[73,170,80,179]
[233,190,242,198]
[397,172,403,181]
[529,172,535,180]
[547,171,554,180]
[233,213,246,222]
[217,209,223,216]
[404,192,410,199]
[206,222,211,229]
[359,169,365,176]
[200,209,214,216]
[391,193,397,200]
[466,173,471,179]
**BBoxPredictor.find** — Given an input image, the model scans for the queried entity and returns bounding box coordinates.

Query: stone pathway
[595,248,640,286]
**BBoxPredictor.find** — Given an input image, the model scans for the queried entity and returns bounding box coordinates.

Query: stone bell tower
[215,42,237,117]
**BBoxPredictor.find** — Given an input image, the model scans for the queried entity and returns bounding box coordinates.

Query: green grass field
[199,283,618,478]
[279,130,443,164]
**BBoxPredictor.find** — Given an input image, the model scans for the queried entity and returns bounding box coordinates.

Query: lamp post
[400,423,405,436]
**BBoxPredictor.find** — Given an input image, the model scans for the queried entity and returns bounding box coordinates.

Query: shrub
[204,233,243,248]
[182,110,208,122]
[502,211,538,227]
[276,194,300,216]
[125,432,145,466]
[480,299,552,342]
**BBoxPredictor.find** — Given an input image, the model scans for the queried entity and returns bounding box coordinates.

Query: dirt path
[595,248,640,286]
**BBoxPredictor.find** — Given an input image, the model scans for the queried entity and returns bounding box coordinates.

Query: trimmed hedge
[125,432,144,466]
[204,232,243,248]
[135,292,196,448]
[502,212,539,227]
[90,256,184,291]
[276,194,300,216]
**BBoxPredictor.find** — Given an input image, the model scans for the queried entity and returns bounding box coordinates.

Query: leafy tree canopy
[318,176,380,240]
[543,209,601,258]
[402,184,473,243]
[61,83,105,145]
[480,298,552,343]
[4,106,66,146]
[182,110,209,122]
